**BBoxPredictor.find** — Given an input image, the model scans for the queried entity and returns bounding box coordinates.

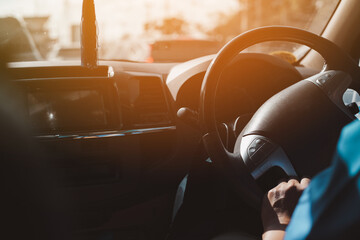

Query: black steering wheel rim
[199,26,359,209]
[200,26,358,135]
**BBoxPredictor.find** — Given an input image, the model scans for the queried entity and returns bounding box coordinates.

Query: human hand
[261,178,310,239]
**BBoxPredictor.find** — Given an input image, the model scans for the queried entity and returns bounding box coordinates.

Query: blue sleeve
[285,120,360,240]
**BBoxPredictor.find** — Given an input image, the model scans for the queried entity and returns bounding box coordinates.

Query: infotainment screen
[28,89,108,133]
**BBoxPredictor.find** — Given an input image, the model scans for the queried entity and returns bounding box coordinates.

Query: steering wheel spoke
[234,134,297,180]
[306,70,355,117]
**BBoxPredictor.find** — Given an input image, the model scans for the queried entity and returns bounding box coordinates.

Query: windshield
[0,0,340,63]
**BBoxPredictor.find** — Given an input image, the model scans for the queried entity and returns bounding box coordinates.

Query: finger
[287,178,300,188]
[267,188,276,203]
[300,178,311,188]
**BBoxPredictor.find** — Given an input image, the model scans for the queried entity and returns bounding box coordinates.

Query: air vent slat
[132,77,171,126]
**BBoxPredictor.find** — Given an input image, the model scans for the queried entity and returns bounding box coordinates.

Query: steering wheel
[199,26,360,209]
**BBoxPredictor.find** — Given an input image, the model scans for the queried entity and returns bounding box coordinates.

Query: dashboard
[9,54,319,155]
[8,63,182,189]
[10,58,320,169]
[9,54,319,134]
[11,64,174,136]
[5,54,323,233]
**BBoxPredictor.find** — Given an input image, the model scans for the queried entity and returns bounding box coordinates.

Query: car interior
[1,0,360,239]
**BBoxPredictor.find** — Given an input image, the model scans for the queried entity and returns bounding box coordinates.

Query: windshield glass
[0,0,340,63]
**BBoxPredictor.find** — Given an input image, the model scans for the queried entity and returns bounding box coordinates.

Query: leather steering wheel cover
[199,26,359,208]
[200,26,359,136]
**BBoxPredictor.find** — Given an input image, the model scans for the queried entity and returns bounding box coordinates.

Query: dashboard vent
[132,76,171,126]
